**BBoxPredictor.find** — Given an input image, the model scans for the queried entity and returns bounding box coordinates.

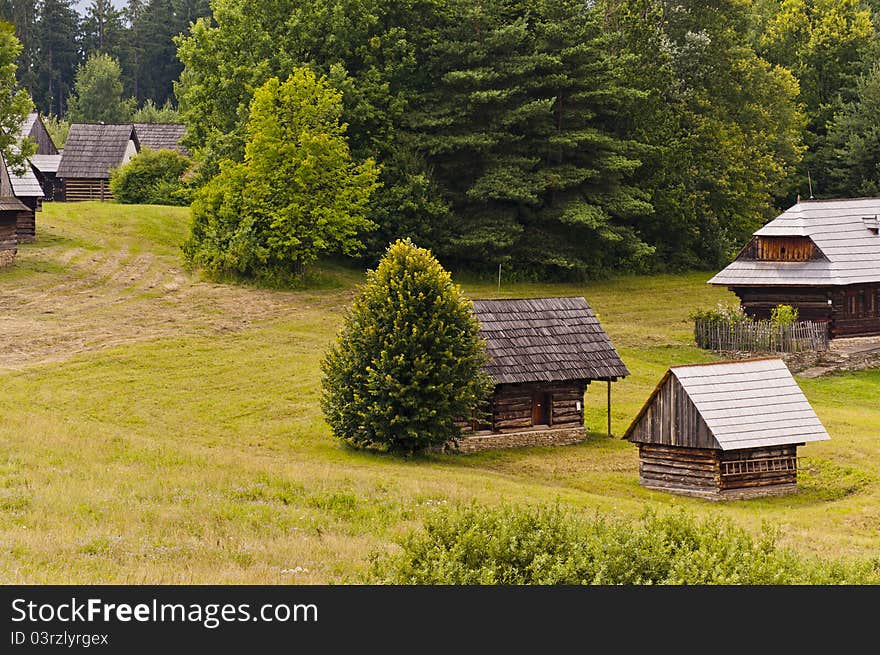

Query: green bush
[110,147,193,206]
[374,503,880,584]
[770,303,799,326]
[690,301,749,325]
[320,239,492,454]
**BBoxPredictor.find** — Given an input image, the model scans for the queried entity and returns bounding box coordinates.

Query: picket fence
[694,317,829,353]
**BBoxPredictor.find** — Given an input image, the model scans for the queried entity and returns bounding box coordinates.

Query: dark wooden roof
[471,297,629,384]
[133,123,190,156]
[57,124,139,179]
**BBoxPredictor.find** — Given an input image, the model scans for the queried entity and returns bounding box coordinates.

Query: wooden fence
[694,318,829,353]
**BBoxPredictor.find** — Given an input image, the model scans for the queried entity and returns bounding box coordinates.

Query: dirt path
[0,227,345,370]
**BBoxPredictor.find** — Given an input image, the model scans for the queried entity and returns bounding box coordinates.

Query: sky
[73,1,127,16]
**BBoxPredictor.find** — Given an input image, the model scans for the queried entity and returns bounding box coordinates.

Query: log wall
[638,444,801,500]
[0,213,17,266]
[64,178,112,202]
[731,286,833,323]
[491,381,585,432]
[742,236,819,262]
[832,286,880,337]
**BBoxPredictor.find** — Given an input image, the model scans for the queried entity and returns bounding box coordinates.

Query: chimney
[864,215,880,235]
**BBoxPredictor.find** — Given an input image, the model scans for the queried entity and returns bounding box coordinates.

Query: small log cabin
[623,358,830,500]
[1,155,44,243]
[56,124,140,201]
[18,112,59,156]
[709,197,880,338]
[452,297,629,453]
[0,157,28,267]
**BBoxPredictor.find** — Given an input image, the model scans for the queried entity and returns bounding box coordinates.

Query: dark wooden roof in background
[471,296,629,384]
[57,124,139,179]
[133,123,190,156]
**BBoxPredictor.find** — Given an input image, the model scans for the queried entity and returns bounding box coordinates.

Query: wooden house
[133,123,190,156]
[453,297,629,452]
[709,197,880,338]
[56,124,140,201]
[623,358,830,500]
[0,157,28,267]
[18,112,59,156]
[29,154,62,201]
[1,155,44,243]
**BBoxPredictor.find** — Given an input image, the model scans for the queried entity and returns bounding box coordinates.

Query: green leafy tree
[0,20,35,173]
[184,68,380,279]
[131,98,180,123]
[67,53,136,123]
[320,238,492,454]
[0,0,38,96]
[42,113,68,148]
[109,147,192,205]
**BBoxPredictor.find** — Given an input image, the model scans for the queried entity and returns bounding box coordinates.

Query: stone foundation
[440,426,588,454]
[0,248,16,267]
[640,480,799,501]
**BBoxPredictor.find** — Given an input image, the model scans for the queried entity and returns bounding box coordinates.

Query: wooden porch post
[607,379,612,437]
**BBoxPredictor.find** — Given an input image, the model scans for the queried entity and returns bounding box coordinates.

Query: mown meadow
[0,202,878,583]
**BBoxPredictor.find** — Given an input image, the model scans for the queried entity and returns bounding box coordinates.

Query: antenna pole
[497,263,501,292]
[808,171,814,199]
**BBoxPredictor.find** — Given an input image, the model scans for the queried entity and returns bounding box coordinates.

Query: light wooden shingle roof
[57,124,139,179]
[709,198,880,287]
[3,157,43,198]
[628,358,830,450]
[471,297,629,384]
[29,154,61,174]
[133,123,189,155]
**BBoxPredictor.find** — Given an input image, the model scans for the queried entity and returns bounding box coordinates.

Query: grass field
[1,202,878,583]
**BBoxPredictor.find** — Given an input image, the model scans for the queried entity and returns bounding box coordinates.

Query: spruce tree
[320,239,491,454]
[34,0,79,117]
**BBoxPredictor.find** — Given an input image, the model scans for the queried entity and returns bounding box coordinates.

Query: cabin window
[532,392,552,426]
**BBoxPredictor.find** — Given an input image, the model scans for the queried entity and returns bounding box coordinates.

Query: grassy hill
[0,202,878,583]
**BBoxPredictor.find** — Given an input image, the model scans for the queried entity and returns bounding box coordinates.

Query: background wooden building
[624,358,830,500]
[133,123,190,156]
[1,155,44,243]
[56,124,140,201]
[455,296,629,452]
[29,154,62,201]
[0,157,28,267]
[18,112,58,156]
[709,198,880,337]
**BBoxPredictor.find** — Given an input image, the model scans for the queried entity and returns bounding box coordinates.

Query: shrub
[770,303,799,326]
[691,301,749,325]
[374,503,880,584]
[320,239,492,454]
[110,147,192,206]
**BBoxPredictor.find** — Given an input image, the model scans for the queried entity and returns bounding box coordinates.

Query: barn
[709,197,880,338]
[623,358,830,500]
[453,297,629,453]
[133,123,190,156]
[56,124,140,201]
[29,154,62,201]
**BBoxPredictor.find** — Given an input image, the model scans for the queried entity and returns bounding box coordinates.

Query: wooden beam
[607,379,611,437]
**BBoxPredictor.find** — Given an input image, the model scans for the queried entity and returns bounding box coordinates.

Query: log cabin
[709,197,880,338]
[18,112,59,156]
[56,124,140,201]
[623,358,830,500]
[0,157,28,267]
[1,155,44,243]
[451,296,629,453]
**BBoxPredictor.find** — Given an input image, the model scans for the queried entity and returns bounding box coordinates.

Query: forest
[5,0,880,279]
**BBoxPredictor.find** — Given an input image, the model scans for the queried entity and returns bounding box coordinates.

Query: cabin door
[532,392,551,426]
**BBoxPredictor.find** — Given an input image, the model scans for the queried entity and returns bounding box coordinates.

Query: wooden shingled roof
[709,197,880,287]
[57,124,139,179]
[471,297,629,384]
[623,358,830,450]
[133,123,190,156]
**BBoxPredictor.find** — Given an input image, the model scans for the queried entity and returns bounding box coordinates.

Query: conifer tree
[320,238,491,454]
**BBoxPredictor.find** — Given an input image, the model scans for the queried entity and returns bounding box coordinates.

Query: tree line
[174,0,880,279]
[0,0,210,118]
